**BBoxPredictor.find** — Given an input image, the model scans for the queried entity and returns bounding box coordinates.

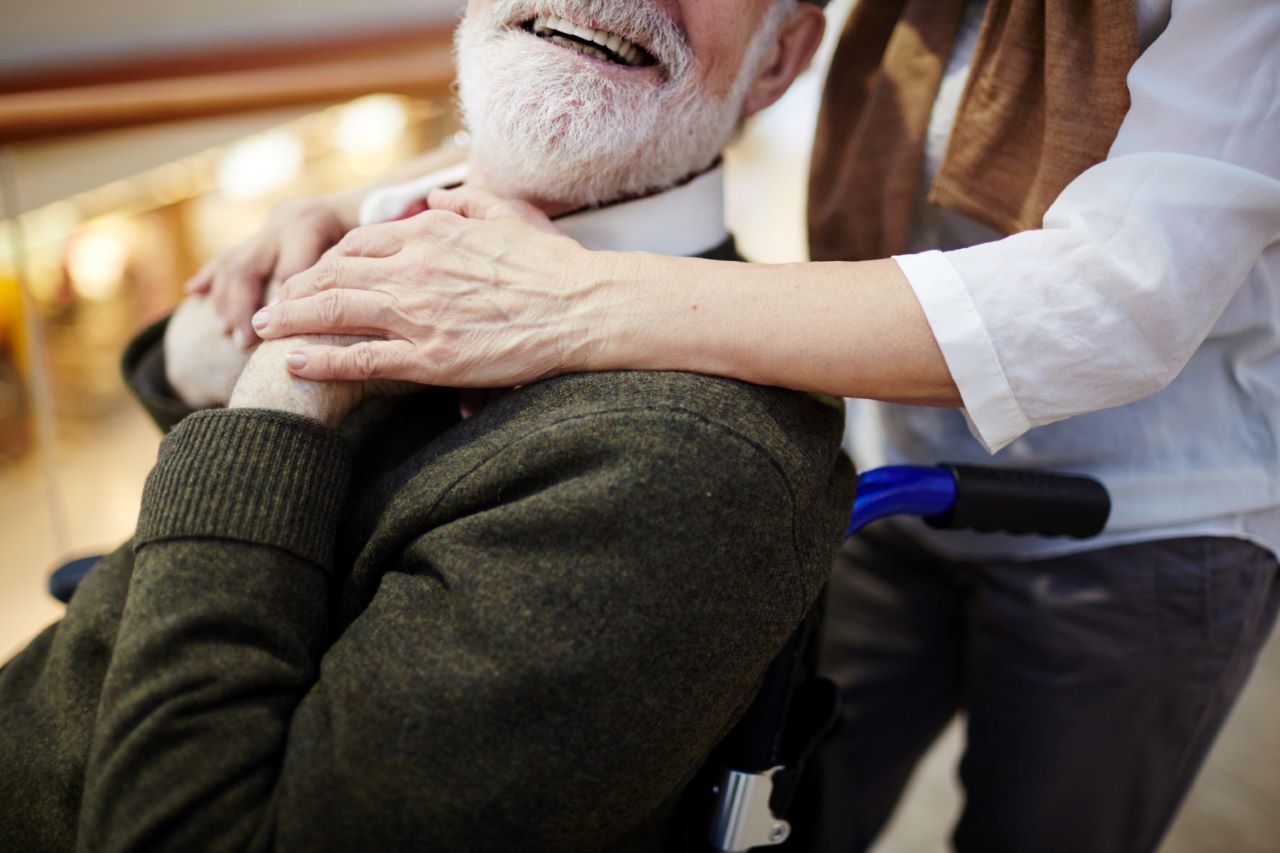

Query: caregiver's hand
[185,193,360,349]
[253,187,601,388]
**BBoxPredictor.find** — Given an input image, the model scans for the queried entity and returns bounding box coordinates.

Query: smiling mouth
[521,15,657,68]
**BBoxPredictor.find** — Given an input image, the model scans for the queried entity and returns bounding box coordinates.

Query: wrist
[229,339,361,429]
[573,249,650,373]
[228,391,349,430]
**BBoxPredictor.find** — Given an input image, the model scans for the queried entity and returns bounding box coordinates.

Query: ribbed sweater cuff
[136,408,352,571]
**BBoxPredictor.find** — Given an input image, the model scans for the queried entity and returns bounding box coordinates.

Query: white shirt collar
[359,162,728,257]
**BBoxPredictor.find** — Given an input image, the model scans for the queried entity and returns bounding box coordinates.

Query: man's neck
[466,154,722,220]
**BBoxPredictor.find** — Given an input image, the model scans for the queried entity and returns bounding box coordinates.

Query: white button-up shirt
[854,0,1280,559]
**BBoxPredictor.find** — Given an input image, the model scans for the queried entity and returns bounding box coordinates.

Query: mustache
[480,0,693,77]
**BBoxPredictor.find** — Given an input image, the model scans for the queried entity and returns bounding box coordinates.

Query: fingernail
[286,352,308,370]
[268,295,281,307]
[252,308,269,330]
[232,328,248,349]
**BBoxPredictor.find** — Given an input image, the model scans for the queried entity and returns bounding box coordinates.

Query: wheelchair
[48,463,1110,853]
[662,463,1110,852]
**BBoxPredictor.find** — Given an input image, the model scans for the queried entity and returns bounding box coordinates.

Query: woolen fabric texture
[0,312,854,851]
[808,0,1139,260]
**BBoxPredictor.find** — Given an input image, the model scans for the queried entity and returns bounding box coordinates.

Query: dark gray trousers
[797,527,1280,853]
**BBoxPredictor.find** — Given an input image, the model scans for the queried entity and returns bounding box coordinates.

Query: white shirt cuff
[892,250,1030,453]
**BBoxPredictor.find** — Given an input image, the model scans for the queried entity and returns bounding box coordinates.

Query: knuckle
[348,343,379,379]
[316,256,343,289]
[336,227,365,254]
[415,209,453,233]
[316,290,346,327]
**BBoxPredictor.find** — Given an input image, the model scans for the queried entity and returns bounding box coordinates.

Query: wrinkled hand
[164,295,254,408]
[185,194,358,350]
[228,335,387,429]
[253,186,607,388]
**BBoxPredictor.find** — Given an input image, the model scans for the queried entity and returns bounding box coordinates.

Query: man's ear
[740,4,827,120]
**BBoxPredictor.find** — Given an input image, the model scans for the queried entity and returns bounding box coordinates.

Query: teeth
[548,34,610,63]
[529,15,646,66]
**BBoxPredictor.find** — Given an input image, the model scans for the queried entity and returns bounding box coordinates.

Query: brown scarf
[808,0,1139,262]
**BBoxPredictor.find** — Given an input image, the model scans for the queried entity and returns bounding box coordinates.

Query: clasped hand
[165,292,378,429]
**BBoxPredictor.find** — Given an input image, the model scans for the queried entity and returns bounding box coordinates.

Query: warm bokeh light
[334,94,409,154]
[65,219,132,301]
[216,130,305,201]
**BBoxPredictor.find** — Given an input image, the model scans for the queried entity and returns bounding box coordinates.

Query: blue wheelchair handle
[848,464,1110,540]
[846,466,957,537]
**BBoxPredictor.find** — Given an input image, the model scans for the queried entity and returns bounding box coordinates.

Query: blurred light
[83,180,138,215]
[66,219,132,301]
[334,95,408,154]
[149,162,194,206]
[216,130,304,201]
[18,201,81,250]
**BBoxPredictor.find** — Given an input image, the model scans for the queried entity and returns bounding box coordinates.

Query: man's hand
[165,295,255,408]
[249,186,604,389]
[229,333,419,428]
[228,336,369,429]
[185,194,360,350]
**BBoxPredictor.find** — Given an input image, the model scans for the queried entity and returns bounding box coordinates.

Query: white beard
[454,0,794,209]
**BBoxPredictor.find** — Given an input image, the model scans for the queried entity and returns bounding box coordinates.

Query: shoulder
[495,370,847,477]
[430,371,854,599]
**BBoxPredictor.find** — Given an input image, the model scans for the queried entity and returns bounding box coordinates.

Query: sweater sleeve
[77,405,820,852]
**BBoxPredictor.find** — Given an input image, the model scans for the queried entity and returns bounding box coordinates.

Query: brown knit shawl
[808,0,1139,262]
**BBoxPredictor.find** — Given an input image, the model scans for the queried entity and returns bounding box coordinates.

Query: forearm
[79,410,350,850]
[588,252,961,406]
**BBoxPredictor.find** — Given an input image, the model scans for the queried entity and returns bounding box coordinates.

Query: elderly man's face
[465,0,777,97]
[456,0,815,210]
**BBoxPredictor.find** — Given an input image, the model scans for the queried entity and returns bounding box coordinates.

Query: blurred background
[0,0,1275,850]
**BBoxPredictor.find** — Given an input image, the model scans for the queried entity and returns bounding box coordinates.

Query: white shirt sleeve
[896,0,1280,453]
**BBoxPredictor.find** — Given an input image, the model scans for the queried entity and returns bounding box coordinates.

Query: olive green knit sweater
[0,319,853,852]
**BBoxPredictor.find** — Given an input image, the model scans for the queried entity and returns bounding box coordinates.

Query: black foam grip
[924,464,1111,539]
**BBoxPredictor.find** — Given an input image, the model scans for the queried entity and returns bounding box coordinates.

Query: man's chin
[457,20,734,211]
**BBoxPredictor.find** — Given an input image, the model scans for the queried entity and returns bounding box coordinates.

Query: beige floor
[0,401,158,662]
